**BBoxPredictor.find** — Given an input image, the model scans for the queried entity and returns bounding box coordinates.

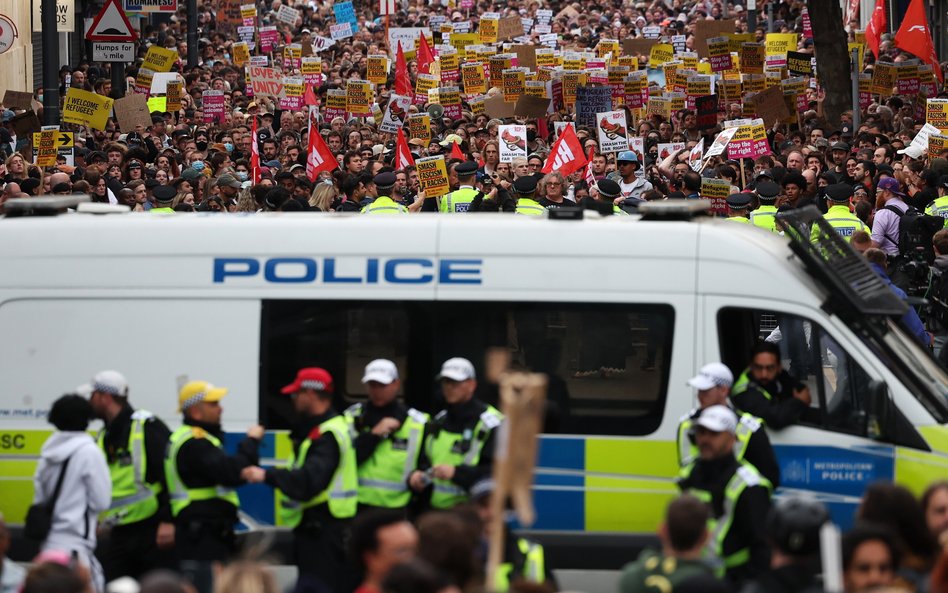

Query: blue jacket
[868,263,929,346]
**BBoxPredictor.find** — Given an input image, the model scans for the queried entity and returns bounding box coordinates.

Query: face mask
[196,140,208,151]
[192,161,205,171]
[235,171,248,181]
[527,130,537,142]
[224,143,234,153]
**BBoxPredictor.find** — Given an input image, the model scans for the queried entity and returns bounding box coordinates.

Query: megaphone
[427,104,445,119]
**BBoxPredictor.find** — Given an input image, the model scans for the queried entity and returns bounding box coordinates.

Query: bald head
[48,172,70,187]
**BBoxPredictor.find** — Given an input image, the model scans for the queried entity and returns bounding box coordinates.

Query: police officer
[595,179,631,215]
[344,359,429,513]
[677,363,780,489]
[362,172,408,214]
[925,175,948,224]
[165,381,263,593]
[741,498,831,593]
[511,176,545,215]
[731,342,811,430]
[677,405,772,587]
[88,370,174,581]
[750,181,781,233]
[726,193,752,223]
[150,185,176,213]
[469,479,555,592]
[439,162,480,213]
[408,357,504,509]
[241,368,357,593]
[815,183,867,242]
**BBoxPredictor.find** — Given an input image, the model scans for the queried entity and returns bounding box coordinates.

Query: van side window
[718,308,873,437]
[260,301,674,436]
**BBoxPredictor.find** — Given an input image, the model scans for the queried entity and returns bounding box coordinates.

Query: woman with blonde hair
[212,562,279,593]
[309,183,337,211]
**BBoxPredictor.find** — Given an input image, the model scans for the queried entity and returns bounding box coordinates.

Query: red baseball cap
[281,367,334,395]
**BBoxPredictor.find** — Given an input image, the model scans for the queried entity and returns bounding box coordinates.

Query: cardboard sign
[596,110,629,153]
[512,45,537,71]
[575,86,612,128]
[346,80,373,117]
[751,86,790,128]
[3,90,34,110]
[62,88,113,130]
[701,177,730,215]
[694,19,735,58]
[498,124,527,162]
[514,96,550,118]
[416,155,450,197]
[497,16,524,42]
[142,45,177,72]
[249,66,283,98]
[484,93,516,118]
[114,93,152,131]
[10,111,41,137]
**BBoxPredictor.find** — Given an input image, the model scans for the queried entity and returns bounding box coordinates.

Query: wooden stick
[740,158,746,189]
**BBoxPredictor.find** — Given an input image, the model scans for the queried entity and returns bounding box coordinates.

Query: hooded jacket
[33,431,111,553]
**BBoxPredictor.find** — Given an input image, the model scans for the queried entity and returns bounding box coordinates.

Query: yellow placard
[415,73,438,98]
[524,80,547,98]
[740,42,765,73]
[872,62,897,95]
[646,96,671,119]
[927,99,948,131]
[366,55,389,85]
[536,48,556,68]
[449,33,478,58]
[480,15,499,44]
[502,68,525,102]
[146,96,167,113]
[725,33,755,54]
[929,134,948,159]
[166,80,182,112]
[416,155,450,197]
[232,42,250,67]
[649,44,674,68]
[462,62,487,95]
[301,57,322,77]
[765,33,798,57]
[439,50,458,73]
[346,79,373,116]
[34,129,58,167]
[561,72,586,109]
[142,45,178,73]
[62,88,113,130]
[408,113,431,141]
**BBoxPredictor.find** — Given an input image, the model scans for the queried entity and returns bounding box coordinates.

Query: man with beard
[730,342,812,429]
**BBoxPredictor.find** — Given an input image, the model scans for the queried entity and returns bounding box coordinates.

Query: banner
[416,155,450,197]
[498,124,527,162]
[596,110,629,153]
[62,88,113,130]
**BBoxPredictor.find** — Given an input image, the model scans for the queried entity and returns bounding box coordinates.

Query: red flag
[895,0,943,82]
[417,33,435,75]
[395,42,412,97]
[450,141,464,160]
[395,128,415,170]
[251,116,260,184]
[543,125,587,177]
[304,85,318,106]
[306,127,339,181]
[865,0,887,59]
[537,118,549,142]
[584,145,596,187]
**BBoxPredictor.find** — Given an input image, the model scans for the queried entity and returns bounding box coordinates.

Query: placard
[596,110,629,153]
[3,90,34,110]
[202,90,225,123]
[786,51,812,77]
[740,42,765,74]
[927,99,948,131]
[649,44,674,68]
[325,89,347,120]
[280,77,304,110]
[366,54,389,84]
[142,45,177,72]
[166,80,182,112]
[407,113,431,142]
[575,86,612,128]
[750,86,790,128]
[705,126,739,158]
[694,19,735,58]
[114,93,152,131]
[462,62,488,96]
[62,88,113,130]
[380,94,411,133]
[249,66,283,98]
[346,80,373,117]
[497,16,524,41]
[929,134,948,159]
[695,94,718,130]
[707,37,733,72]
[498,124,527,162]
[416,155,450,197]
[700,177,730,215]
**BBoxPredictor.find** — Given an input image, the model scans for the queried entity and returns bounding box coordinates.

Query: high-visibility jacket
[679,460,772,576]
[344,403,428,508]
[813,204,867,242]
[425,405,503,509]
[440,187,479,213]
[278,415,358,527]
[164,425,239,517]
[726,216,750,223]
[676,409,762,468]
[362,195,408,214]
[749,204,779,233]
[731,370,774,401]
[494,538,547,592]
[926,196,948,226]
[515,198,545,216]
[97,410,161,526]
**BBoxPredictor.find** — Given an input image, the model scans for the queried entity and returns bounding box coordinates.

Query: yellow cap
[178,380,228,412]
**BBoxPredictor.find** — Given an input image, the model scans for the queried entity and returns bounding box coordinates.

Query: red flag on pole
[395,42,412,97]
[306,127,339,182]
[543,125,587,177]
[395,128,415,170]
[865,0,887,59]
[304,85,318,106]
[895,0,943,82]
[583,145,596,187]
[450,141,464,160]
[251,116,261,184]
[417,32,435,75]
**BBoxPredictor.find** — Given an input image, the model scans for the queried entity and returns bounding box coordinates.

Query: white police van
[1,198,946,572]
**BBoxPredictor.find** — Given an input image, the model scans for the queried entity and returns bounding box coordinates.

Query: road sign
[86,0,137,42]
[93,42,135,61]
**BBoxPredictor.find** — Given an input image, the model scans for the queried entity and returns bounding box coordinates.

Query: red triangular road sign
[86,0,138,42]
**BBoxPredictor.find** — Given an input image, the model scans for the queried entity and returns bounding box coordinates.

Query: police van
[1,199,946,572]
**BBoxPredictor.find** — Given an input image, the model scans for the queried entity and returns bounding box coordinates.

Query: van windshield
[875,318,948,423]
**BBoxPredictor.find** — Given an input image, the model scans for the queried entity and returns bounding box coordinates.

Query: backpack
[884,204,944,264]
